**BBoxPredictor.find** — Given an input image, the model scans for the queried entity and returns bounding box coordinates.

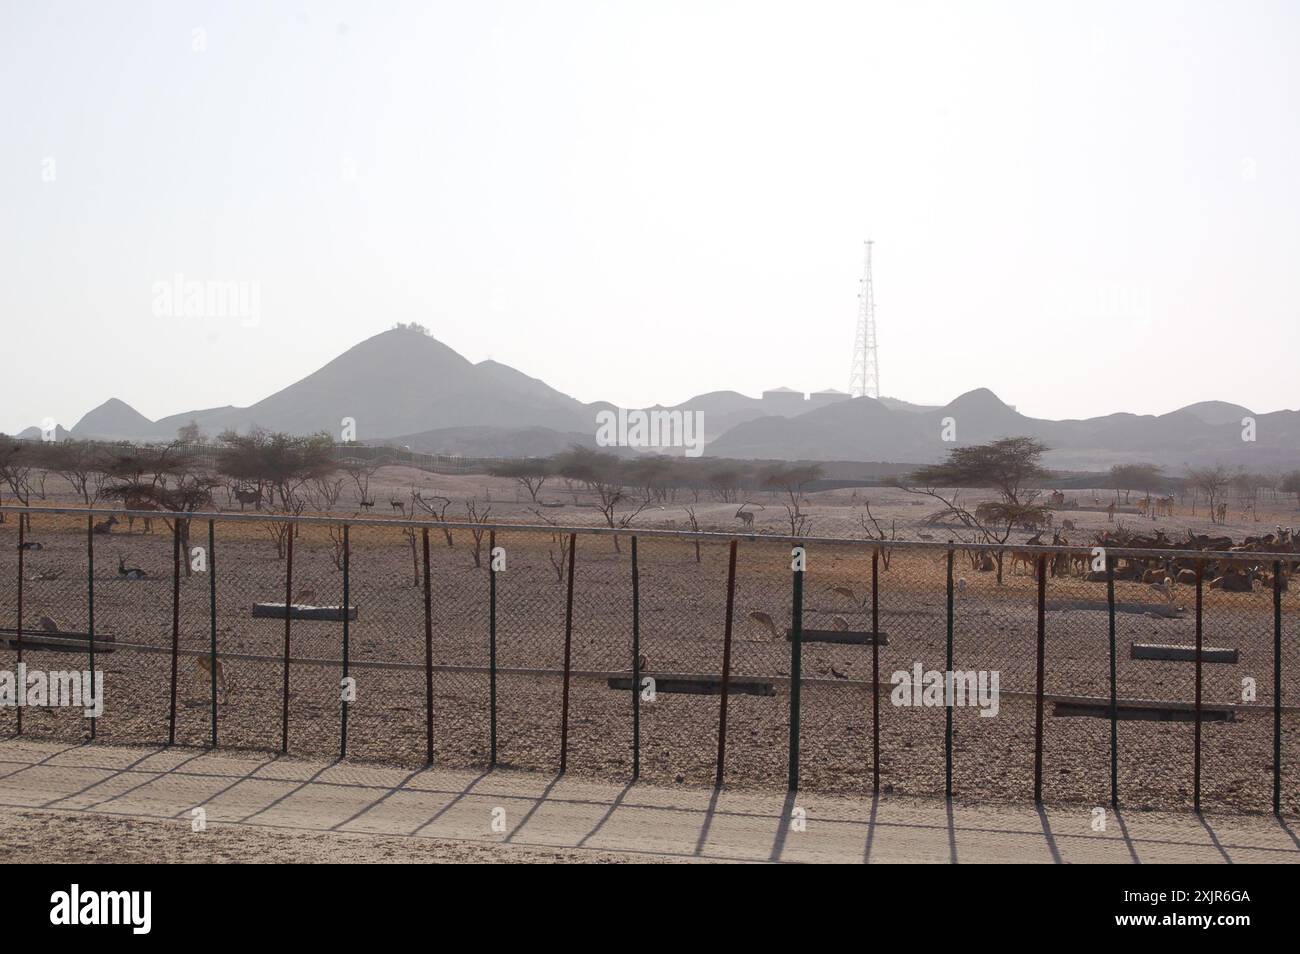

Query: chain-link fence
[1,506,1297,815]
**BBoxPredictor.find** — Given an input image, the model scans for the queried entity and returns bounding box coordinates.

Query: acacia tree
[1109,462,1164,504]
[215,430,336,557]
[489,458,553,502]
[903,436,1050,583]
[553,446,647,550]
[104,461,222,577]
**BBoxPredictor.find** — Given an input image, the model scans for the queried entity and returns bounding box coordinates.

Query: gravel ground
[2,489,1298,817]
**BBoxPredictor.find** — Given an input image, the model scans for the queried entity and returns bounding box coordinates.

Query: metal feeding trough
[252,603,357,622]
[606,674,776,696]
[785,628,888,646]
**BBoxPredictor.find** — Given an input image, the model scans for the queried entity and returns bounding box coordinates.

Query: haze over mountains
[19,328,1300,473]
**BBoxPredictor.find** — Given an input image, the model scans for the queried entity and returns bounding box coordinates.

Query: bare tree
[46,441,111,506]
[1187,464,1233,524]
[527,506,574,583]
[413,493,455,547]
[341,455,387,509]
[857,499,898,569]
[0,437,40,530]
[760,463,823,537]
[465,498,493,568]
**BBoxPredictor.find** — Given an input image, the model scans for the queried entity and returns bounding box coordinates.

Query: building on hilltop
[760,386,806,414]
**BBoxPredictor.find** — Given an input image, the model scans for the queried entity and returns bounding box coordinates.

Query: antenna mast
[848,240,879,399]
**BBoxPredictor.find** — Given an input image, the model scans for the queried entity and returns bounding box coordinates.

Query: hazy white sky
[3,0,1298,435]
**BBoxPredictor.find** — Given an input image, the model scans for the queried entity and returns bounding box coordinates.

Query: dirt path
[0,739,1296,863]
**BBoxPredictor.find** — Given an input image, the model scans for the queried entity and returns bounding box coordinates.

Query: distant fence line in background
[0,504,1295,815]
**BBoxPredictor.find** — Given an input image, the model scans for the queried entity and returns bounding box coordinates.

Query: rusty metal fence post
[788,545,804,791]
[1033,554,1046,804]
[208,519,218,748]
[559,533,577,775]
[1107,554,1117,807]
[872,547,880,794]
[340,523,350,759]
[1274,560,1283,816]
[281,522,294,753]
[422,527,433,765]
[715,539,738,788]
[631,536,641,781]
[488,529,498,767]
[87,515,96,741]
[1194,562,1204,813]
[169,521,180,745]
[945,546,954,799]
[15,517,23,735]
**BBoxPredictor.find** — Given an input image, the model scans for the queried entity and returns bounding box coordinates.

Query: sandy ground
[0,739,1296,863]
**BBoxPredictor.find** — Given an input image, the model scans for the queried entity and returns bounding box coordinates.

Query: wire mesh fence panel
[427,526,491,768]
[1105,552,1198,810]
[874,548,948,799]
[493,528,569,773]
[344,523,427,767]
[624,534,724,786]
[1198,554,1280,813]
[3,504,1299,817]
[795,542,873,795]
[273,522,343,758]
[7,512,92,743]
[720,538,791,789]
[0,514,20,737]
[1039,561,1112,806]
[558,532,632,779]
[1284,577,1300,816]
[206,518,287,752]
[948,549,1039,803]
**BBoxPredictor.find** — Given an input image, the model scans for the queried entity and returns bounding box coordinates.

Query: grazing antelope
[233,487,262,511]
[92,516,119,535]
[735,503,759,529]
[117,555,147,580]
[196,654,233,703]
[359,498,375,511]
[390,499,405,514]
[747,611,780,640]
